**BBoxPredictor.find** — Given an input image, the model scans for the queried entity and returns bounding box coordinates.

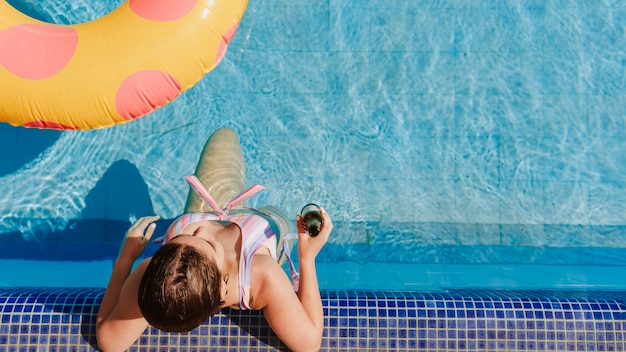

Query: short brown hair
[138,242,223,332]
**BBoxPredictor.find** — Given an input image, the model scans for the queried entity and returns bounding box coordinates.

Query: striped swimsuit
[159,176,299,310]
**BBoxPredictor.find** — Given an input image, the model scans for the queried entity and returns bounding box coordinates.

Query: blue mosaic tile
[1,288,626,351]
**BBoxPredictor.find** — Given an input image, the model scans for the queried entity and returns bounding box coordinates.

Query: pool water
[2,0,626,290]
[2,254,626,291]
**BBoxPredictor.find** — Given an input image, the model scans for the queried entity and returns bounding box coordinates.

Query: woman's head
[138,241,223,332]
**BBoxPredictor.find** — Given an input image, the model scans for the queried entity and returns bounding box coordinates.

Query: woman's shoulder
[248,254,291,309]
[126,258,151,292]
[111,258,152,318]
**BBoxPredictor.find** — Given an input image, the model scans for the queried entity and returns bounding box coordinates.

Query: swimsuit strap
[185,175,265,220]
[281,234,300,292]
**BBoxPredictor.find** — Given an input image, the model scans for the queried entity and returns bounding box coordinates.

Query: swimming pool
[2,0,625,289]
[1,0,626,350]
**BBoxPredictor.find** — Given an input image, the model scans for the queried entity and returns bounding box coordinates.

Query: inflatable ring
[0,0,247,130]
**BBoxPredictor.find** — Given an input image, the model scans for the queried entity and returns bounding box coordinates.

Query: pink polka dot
[216,22,240,65]
[115,70,182,120]
[0,24,78,80]
[23,120,77,130]
[129,0,197,22]
[223,22,240,43]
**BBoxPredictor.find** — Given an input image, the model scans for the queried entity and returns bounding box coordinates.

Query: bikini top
[157,175,299,310]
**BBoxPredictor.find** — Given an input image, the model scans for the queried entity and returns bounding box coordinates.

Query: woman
[96,128,331,352]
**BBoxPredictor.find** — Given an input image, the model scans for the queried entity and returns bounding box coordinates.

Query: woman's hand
[296,207,332,263]
[118,215,160,262]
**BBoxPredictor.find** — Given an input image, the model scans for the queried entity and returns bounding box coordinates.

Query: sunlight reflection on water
[2,0,626,265]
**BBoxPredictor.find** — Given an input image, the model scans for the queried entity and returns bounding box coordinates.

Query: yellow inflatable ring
[0,0,248,130]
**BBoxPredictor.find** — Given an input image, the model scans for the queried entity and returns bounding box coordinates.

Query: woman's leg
[184,128,246,213]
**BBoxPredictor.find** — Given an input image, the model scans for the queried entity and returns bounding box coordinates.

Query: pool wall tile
[1,287,625,351]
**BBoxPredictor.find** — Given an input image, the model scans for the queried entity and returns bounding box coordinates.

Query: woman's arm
[96,215,159,352]
[258,208,332,351]
[294,207,332,336]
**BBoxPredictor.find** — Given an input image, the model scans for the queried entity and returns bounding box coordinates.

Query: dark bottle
[301,203,323,237]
